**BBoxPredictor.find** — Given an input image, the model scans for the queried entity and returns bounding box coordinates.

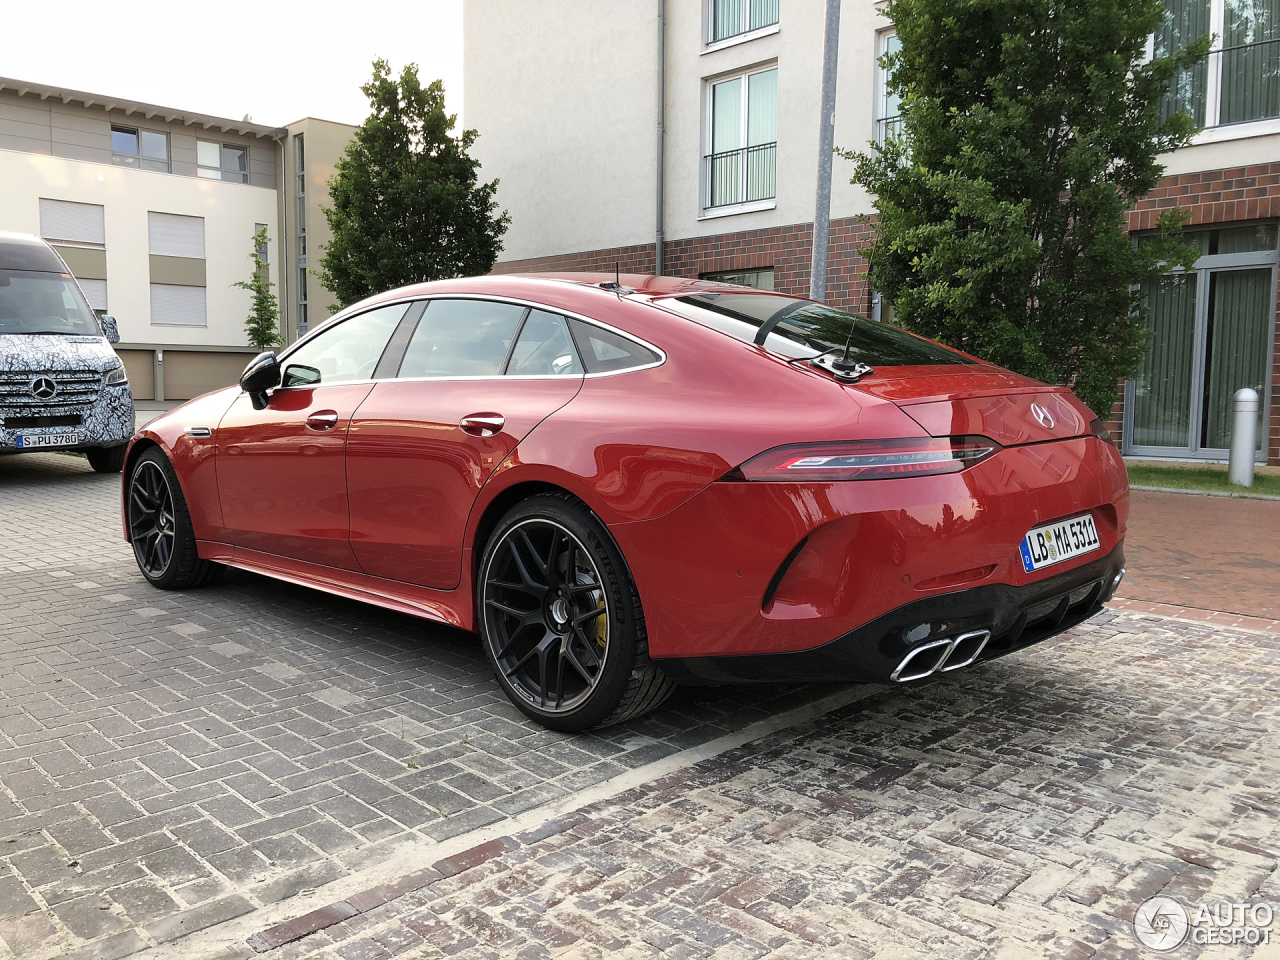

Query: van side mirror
[240,351,281,410]
[100,314,120,343]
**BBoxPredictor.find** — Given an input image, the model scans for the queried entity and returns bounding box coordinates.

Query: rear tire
[127,448,223,589]
[87,444,127,473]
[478,493,674,732]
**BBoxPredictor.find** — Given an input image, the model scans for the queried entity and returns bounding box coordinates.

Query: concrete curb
[1130,484,1280,501]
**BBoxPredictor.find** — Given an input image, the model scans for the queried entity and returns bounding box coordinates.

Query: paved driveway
[0,454,831,960]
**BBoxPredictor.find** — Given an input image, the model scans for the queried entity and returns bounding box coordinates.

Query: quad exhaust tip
[890,629,992,683]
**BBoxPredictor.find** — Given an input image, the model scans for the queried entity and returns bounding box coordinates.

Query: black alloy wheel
[129,459,175,579]
[479,495,674,731]
[127,448,222,589]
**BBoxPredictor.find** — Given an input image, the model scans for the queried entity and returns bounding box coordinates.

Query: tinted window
[663,294,975,366]
[507,310,583,376]
[0,270,100,336]
[398,299,525,378]
[567,319,660,373]
[281,303,407,386]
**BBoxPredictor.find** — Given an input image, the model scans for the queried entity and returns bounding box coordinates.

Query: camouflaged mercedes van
[0,231,134,472]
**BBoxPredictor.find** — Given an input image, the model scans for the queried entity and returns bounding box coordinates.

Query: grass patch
[1126,463,1280,497]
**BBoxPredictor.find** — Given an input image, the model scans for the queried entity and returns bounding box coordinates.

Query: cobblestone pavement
[6,453,1280,960]
[1118,489,1280,620]
[224,610,1280,960]
[0,454,839,960]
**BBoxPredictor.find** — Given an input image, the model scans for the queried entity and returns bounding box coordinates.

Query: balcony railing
[875,115,905,146]
[702,142,777,210]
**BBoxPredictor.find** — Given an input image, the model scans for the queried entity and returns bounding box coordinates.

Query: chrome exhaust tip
[890,637,954,682]
[939,629,992,672]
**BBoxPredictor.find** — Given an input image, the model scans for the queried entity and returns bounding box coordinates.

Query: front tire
[478,494,674,732]
[87,444,127,473]
[127,448,222,589]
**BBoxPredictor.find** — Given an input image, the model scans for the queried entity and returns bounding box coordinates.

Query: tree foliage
[846,0,1211,415]
[318,60,510,309]
[234,225,282,350]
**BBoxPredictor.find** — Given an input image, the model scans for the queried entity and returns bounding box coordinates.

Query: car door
[347,300,585,589]
[215,301,411,570]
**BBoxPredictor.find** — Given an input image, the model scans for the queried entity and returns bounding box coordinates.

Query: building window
[1126,223,1277,460]
[295,134,308,334]
[701,267,775,290]
[197,140,249,183]
[708,0,779,44]
[703,67,778,211]
[148,212,207,327]
[255,223,269,263]
[875,31,903,144]
[1159,0,1280,128]
[111,126,170,173]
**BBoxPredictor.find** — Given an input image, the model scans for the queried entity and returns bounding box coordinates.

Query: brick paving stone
[0,453,855,958]
[237,611,1280,959]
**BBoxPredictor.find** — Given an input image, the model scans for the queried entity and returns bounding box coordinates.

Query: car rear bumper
[655,542,1125,684]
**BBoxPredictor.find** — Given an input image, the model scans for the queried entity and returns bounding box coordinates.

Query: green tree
[234,225,282,349]
[846,0,1211,416]
[318,60,510,308]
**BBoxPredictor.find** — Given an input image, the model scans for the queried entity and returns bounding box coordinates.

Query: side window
[506,310,584,376]
[567,319,661,373]
[397,299,525,378]
[281,302,407,387]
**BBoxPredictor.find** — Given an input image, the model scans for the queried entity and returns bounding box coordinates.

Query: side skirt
[196,540,474,631]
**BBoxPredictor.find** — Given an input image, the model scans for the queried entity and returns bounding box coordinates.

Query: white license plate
[1019,513,1100,572]
[16,433,79,449]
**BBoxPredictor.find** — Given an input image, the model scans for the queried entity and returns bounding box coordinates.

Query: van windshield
[0,270,101,336]
[661,293,975,366]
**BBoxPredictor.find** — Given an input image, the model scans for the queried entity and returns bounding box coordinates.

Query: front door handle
[306,410,340,431]
[459,413,505,437]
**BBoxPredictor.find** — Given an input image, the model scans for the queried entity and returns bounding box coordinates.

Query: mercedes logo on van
[30,377,57,400]
[1031,402,1056,430]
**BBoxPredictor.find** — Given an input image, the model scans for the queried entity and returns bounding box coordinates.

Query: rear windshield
[0,270,101,336]
[662,293,974,366]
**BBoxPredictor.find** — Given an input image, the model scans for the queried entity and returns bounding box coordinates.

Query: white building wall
[464,0,660,262]
[0,149,279,348]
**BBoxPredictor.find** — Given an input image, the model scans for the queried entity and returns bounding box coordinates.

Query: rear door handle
[459,413,505,437]
[306,410,340,431]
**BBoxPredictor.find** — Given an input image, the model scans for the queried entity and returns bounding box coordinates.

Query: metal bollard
[1228,387,1259,488]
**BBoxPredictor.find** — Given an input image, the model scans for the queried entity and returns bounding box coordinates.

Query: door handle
[459,413,505,437]
[306,410,340,431]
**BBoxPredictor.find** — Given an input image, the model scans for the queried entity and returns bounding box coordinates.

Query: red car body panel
[122,273,1129,681]
[346,377,583,588]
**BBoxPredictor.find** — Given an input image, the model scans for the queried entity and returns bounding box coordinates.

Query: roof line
[0,76,288,139]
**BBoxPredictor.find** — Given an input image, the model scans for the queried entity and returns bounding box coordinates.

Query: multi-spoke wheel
[479,495,674,731]
[127,448,222,589]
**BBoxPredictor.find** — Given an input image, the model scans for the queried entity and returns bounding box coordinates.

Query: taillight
[731,436,1000,482]
[1089,418,1115,446]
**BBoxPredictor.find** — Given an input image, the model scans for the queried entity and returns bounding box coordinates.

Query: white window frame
[700,63,779,219]
[1157,0,1280,143]
[874,29,902,145]
[702,0,780,52]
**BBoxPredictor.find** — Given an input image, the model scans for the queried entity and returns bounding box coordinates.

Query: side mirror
[240,351,281,410]
[100,314,120,343]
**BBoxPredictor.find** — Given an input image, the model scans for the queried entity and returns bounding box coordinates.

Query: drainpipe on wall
[656,0,666,276]
[810,0,842,302]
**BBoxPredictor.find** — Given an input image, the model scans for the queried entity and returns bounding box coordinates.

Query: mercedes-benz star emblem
[30,377,57,400]
[1031,402,1056,430]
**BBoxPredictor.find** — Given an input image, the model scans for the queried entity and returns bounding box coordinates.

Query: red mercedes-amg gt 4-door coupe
[122,274,1128,731]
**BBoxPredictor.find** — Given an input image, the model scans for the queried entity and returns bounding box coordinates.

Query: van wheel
[87,444,127,473]
[478,494,675,732]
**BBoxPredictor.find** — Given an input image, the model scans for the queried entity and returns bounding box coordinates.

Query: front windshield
[0,269,101,336]
[663,293,975,366]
